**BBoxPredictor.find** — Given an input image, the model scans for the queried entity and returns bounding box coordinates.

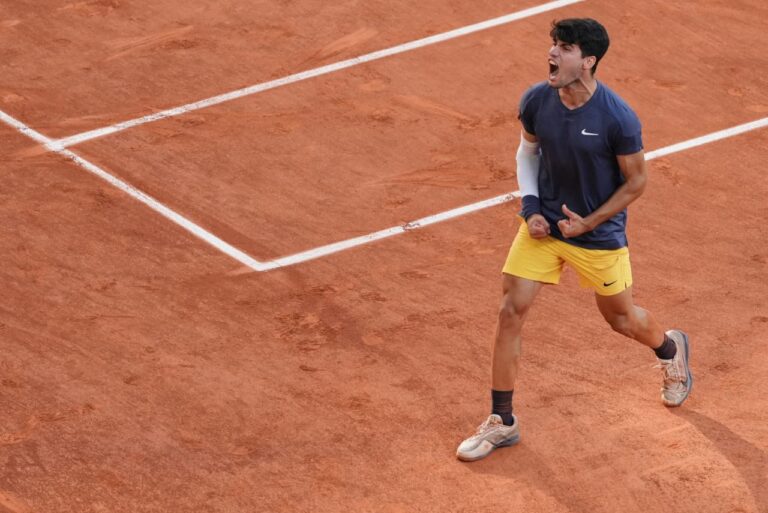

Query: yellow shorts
[502,219,633,296]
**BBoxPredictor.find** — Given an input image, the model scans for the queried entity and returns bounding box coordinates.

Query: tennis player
[457,18,693,462]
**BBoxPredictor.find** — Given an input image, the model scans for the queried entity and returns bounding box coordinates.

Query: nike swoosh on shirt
[581,129,599,136]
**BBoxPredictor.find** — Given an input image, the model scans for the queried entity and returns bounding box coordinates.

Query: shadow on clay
[463,444,597,513]
[671,409,767,513]
[460,408,768,513]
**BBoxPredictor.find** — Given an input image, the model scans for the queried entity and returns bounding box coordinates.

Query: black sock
[491,389,514,426]
[654,334,677,360]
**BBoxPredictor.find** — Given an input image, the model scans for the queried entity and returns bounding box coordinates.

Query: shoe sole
[456,433,521,462]
[663,331,694,407]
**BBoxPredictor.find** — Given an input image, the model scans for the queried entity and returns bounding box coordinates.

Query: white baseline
[259,116,768,271]
[1,110,766,272]
[48,0,583,150]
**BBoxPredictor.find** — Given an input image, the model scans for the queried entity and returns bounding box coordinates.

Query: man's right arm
[517,129,540,218]
[516,129,549,238]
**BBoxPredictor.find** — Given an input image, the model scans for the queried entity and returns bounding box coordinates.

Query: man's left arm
[558,151,647,238]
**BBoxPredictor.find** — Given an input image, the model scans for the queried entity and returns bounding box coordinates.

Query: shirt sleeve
[611,108,643,155]
[517,85,539,135]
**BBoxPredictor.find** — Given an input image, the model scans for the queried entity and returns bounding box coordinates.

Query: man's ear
[583,56,596,70]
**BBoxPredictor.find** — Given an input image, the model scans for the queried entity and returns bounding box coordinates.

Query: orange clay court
[1,0,767,512]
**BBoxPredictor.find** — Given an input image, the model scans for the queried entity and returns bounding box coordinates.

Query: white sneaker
[657,329,693,407]
[456,414,520,462]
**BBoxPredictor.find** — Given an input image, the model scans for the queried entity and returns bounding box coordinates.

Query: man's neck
[558,75,597,109]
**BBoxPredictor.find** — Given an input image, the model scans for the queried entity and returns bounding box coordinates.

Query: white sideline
[47,0,584,150]
[257,116,768,270]
[0,108,268,271]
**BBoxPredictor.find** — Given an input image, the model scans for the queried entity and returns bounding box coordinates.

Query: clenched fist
[527,213,550,239]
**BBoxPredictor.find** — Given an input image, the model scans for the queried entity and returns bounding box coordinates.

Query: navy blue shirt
[519,81,643,249]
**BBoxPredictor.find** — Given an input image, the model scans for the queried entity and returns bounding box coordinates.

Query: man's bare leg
[456,273,542,461]
[594,286,693,407]
[492,274,543,390]
[593,286,664,348]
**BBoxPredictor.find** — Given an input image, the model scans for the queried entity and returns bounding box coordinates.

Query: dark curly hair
[550,18,610,74]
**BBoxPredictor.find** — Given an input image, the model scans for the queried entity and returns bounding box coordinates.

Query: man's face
[547,39,591,88]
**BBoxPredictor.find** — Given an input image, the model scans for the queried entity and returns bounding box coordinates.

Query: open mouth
[548,60,559,80]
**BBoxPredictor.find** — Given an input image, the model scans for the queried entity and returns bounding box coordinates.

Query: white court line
[48,0,584,150]
[644,117,768,159]
[1,110,766,272]
[0,108,269,272]
[259,192,521,271]
[258,116,768,271]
